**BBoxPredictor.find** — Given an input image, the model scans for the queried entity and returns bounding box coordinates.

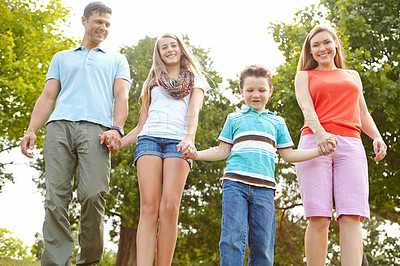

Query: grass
[0,258,77,266]
[0,258,40,266]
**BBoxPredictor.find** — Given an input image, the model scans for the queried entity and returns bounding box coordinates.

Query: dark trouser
[41,121,110,266]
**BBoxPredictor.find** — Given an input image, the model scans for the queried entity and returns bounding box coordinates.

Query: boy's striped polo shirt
[218,107,294,189]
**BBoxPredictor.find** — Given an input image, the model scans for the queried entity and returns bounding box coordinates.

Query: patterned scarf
[150,69,195,99]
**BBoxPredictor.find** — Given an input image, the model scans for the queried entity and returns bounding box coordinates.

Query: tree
[269,0,400,264]
[31,232,44,260]
[0,228,33,260]
[0,0,75,190]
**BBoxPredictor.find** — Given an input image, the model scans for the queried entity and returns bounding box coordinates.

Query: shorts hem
[133,152,192,168]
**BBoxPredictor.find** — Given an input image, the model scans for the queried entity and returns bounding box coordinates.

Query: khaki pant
[41,121,110,266]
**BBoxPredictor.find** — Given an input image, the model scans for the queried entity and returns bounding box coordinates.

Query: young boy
[185,65,337,265]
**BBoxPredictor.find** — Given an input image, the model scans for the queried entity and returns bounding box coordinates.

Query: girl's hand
[177,139,196,159]
[183,147,198,159]
[373,137,387,161]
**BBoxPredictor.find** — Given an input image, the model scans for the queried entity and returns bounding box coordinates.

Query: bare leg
[305,217,331,266]
[156,158,190,266]
[136,156,163,266]
[338,215,362,266]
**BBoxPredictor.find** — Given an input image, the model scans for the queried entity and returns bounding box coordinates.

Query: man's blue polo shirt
[46,46,130,128]
[218,107,294,189]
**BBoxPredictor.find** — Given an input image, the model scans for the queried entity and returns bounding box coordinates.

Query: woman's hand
[315,131,337,155]
[373,137,387,161]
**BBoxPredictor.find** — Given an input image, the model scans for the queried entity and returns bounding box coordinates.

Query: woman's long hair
[297,25,346,72]
[141,33,208,111]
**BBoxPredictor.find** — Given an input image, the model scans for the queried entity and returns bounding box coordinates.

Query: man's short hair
[83,2,112,19]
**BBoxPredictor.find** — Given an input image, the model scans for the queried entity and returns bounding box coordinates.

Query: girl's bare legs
[305,217,331,266]
[338,215,363,266]
[136,155,163,266]
[156,158,190,266]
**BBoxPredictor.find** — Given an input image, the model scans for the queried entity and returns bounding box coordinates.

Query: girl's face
[309,31,338,70]
[158,37,182,68]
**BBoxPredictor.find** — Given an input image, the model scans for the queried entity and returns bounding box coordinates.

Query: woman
[295,25,387,265]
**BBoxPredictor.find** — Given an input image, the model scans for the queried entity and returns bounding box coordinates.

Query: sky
[0,0,324,253]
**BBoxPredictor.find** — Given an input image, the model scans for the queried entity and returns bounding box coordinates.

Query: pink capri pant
[295,134,370,221]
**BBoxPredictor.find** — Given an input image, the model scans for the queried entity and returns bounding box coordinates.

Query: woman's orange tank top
[301,69,361,139]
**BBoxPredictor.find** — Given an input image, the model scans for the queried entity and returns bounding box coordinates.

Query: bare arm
[119,105,149,149]
[99,78,130,152]
[295,71,336,155]
[349,70,387,161]
[20,79,61,158]
[177,87,205,158]
[279,147,322,164]
[193,141,232,161]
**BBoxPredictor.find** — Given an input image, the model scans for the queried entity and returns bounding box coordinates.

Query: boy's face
[240,76,273,113]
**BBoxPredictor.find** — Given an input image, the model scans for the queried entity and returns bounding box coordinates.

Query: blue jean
[220,179,275,266]
[134,135,192,167]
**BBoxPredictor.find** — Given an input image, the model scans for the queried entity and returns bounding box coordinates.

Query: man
[20,2,130,265]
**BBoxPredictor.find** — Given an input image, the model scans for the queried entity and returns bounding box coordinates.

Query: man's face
[82,11,111,45]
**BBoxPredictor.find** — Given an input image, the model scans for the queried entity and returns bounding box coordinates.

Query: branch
[276,202,303,211]
[0,144,18,153]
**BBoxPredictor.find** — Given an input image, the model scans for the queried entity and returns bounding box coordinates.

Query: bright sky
[0,0,323,253]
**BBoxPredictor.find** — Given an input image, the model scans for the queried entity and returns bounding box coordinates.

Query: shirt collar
[74,46,107,53]
[240,106,275,115]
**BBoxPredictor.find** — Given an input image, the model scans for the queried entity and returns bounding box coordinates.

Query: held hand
[316,132,337,155]
[325,134,338,154]
[177,139,196,159]
[99,130,121,152]
[373,137,387,161]
[183,146,198,160]
[20,132,37,158]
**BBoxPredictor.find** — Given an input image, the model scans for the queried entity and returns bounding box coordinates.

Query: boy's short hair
[239,65,272,89]
[83,2,112,19]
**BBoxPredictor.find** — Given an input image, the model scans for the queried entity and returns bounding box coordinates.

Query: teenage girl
[117,33,207,265]
[295,25,387,265]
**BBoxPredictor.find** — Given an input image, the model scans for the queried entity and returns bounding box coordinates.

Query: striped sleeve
[218,115,234,144]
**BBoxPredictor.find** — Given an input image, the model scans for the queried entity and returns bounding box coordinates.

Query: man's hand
[99,130,122,152]
[20,132,37,158]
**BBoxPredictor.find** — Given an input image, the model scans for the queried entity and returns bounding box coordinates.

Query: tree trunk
[116,224,137,266]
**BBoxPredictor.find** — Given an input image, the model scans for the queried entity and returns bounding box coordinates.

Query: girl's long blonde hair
[141,33,208,111]
[297,25,346,72]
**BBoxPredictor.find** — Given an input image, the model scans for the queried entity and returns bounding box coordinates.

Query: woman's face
[158,37,182,67]
[309,31,338,70]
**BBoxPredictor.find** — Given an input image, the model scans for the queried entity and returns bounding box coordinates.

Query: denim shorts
[134,135,193,167]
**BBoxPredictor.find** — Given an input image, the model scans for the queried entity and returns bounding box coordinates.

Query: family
[20,2,387,266]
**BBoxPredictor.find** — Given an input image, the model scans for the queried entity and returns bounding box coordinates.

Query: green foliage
[105,37,157,240]
[31,233,43,260]
[99,249,117,266]
[0,0,75,189]
[0,228,33,260]
[175,46,233,264]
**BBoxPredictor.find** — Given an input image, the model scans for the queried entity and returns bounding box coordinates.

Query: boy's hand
[327,135,338,147]
[177,140,197,159]
[183,147,198,159]
[324,134,338,154]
